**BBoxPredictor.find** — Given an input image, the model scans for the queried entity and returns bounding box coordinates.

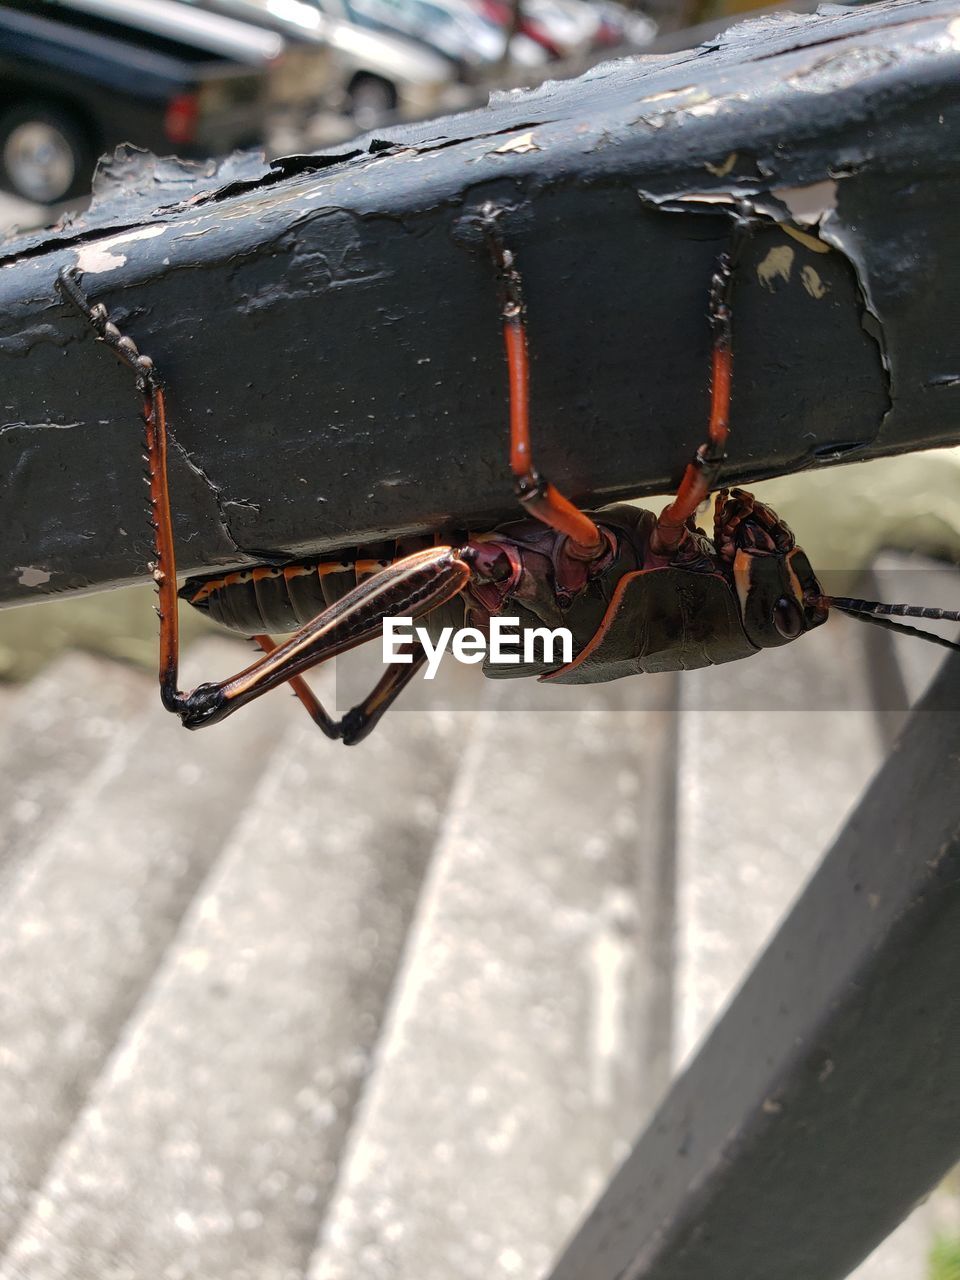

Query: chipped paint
[801,265,829,299]
[685,99,724,119]
[705,153,737,178]
[757,245,795,291]
[17,567,51,588]
[75,225,166,275]
[634,89,713,129]
[783,225,830,254]
[670,192,739,207]
[641,86,697,104]
[788,46,896,94]
[0,420,80,435]
[775,179,838,226]
[818,217,891,377]
[493,131,540,155]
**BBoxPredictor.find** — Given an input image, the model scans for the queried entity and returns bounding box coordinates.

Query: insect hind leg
[57,267,189,714]
[252,635,428,745]
[58,271,468,742]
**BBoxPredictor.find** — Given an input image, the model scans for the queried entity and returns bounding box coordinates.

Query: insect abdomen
[182,552,469,639]
[181,558,391,635]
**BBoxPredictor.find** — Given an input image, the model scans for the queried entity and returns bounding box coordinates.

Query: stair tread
[0,651,150,893]
[0,638,289,1254]
[1,667,467,1280]
[308,675,679,1280]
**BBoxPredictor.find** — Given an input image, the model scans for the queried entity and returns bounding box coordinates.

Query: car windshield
[412,1,456,27]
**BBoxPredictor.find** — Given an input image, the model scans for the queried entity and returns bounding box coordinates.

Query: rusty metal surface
[2,0,959,605]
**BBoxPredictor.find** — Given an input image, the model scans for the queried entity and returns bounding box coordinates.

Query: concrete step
[0,651,149,893]
[1,659,468,1280]
[0,637,289,1253]
[307,671,680,1280]
[3,586,950,1280]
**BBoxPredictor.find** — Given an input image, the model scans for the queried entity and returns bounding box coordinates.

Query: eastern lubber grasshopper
[57,203,960,744]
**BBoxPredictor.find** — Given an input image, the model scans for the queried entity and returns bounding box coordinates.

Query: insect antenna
[824,596,960,654]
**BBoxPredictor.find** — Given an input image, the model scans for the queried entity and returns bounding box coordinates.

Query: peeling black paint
[1,0,959,605]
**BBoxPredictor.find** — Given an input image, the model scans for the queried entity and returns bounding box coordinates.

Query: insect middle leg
[652,202,759,555]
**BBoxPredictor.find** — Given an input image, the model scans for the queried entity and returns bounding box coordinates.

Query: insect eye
[773,596,803,639]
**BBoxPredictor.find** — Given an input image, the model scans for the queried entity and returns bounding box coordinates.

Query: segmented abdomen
[181,547,468,639]
[181,557,396,635]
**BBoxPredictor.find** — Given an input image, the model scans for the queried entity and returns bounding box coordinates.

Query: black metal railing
[2,0,960,604]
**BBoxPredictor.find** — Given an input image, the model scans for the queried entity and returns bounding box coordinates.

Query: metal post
[548,651,960,1280]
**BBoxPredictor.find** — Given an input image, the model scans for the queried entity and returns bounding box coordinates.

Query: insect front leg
[652,202,761,555]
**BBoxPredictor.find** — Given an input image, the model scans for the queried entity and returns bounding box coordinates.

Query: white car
[522,0,599,57]
[299,0,458,119]
[344,0,547,81]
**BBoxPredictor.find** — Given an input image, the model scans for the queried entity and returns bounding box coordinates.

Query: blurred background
[2,2,960,1278]
[0,0,883,220]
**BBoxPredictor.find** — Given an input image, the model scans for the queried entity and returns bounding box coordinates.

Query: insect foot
[338,706,372,748]
[177,683,229,730]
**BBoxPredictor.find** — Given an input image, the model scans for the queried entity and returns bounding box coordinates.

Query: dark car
[0,0,282,203]
[160,0,336,124]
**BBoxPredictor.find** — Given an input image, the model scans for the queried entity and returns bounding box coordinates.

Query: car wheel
[348,76,396,129]
[0,102,95,204]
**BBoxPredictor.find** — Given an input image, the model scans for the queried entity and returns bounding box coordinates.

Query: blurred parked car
[328,0,546,84]
[322,9,457,122]
[476,0,654,58]
[52,0,332,120]
[180,0,456,125]
[269,0,470,115]
[475,0,591,58]
[593,0,656,48]
[0,0,278,202]
[427,0,547,69]
[171,0,453,127]
[163,0,334,125]
[646,0,878,53]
